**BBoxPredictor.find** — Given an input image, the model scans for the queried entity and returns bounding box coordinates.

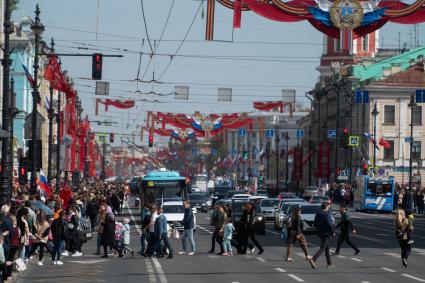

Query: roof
[143,170,184,181]
[370,64,425,88]
[351,46,425,82]
[162,201,183,206]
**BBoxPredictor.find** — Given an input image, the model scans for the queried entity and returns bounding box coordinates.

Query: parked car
[162,201,197,231]
[274,198,306,230]
[232,194,252,200]
[187,192,212,212]
[255,190,269,197]
[302,186,319,199]
[259,198,280,221]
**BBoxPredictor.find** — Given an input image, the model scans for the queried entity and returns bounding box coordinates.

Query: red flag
[44,55,69,92]
[379,138,391,149]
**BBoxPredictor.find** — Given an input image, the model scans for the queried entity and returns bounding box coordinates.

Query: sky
[13,0,425,146]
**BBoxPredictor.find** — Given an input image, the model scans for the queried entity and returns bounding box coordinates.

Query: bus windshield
[195,175,208,182]
[366,182,392,196]
[142,180,185,205]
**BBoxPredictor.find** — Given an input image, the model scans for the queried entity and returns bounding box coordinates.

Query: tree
[10,0,19,13]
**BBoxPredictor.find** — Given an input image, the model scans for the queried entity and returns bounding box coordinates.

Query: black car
[231,199,265,236]
[212,186,233,205]
[128,176,142,195]
[187,192,211,212]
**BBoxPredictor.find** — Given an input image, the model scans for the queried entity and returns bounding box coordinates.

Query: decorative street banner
[209,0,425,40]
[317,140,331,179]
[95,99,135,115]
[293,147,304,181]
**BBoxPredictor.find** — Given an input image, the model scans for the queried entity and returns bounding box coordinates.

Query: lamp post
[30,4,45,194]
[9,78,16,188]
[47,38,55,186]
[0,0,13,205]
[56,89,62,193]
[275,125,280,192]
[284,132,289,188]
[408,94,417,197]
[371,102,379,168]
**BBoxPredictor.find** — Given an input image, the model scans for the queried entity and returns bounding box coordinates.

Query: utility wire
[158,1,203,80]
[140,0,154,54]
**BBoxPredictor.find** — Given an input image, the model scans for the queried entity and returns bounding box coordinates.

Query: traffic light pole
[47,38,55,186]
[56,91,61,194]
[9,78,16,188]
[275,128,280,192]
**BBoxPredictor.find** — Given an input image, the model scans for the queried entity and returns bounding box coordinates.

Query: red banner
[292,147,303,181]
[44,55,70,92]
[253,101,284,113]
[317,141,330,179]
[233,0,242,28]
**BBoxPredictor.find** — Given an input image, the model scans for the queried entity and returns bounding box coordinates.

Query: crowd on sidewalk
[0,180,132,282]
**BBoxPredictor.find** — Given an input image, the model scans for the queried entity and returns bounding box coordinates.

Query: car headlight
[206,200,211,206]
[256,216,263,221]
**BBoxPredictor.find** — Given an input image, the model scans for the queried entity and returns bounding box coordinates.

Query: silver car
[259,198,280,221]
[274,198,306,230]
[302,186,319,199]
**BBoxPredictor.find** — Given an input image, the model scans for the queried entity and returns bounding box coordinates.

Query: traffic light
[342,127,349,145]
[259,173,263,182]
[18,158,29,185]
[92,53,103,80]
[148,134,153,148]
[109,133,114,143]
[362,164,368,175]
[242,150,248,160]
[335,167,341,176]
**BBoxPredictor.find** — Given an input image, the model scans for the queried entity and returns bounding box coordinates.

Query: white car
[231,194,251,200]
[162,201,197,231]
[302,186,319,199]
[286,203,335,233]
[274,198,307,230]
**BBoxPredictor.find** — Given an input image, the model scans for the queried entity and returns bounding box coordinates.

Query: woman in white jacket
[121,218,134,257]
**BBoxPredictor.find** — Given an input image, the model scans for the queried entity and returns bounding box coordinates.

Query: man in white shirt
[146,207,158,257]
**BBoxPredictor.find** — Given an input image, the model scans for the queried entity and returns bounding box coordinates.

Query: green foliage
[9,0,19,13]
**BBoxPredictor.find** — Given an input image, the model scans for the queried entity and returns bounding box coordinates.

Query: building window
[384,105,395,124]
[383,140,394,160]
[412,141,421,159]
[362,35,369,52]
[412,106,422,125]
[334,38,341,52]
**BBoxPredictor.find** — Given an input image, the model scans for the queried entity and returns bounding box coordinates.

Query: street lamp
[408,94,417,201]
[29,4,45,194]
[371,102,379,168]
[284,132,289,188]
[47,38,55,186]
[0,0,13,205]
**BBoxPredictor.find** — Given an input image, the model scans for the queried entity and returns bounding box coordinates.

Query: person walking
[395,208,412,267]
[29,211,50,266]
[285,206,311,262]
[100,207,115,258]
[179,200,196,256]
[208,204,226,255]
[222,218,235,256]
[242,203,264,255]
[121,218,135,257]
[140,205,151,256]
[145,206,158,257]
[309,203,335,269]
[51,210,66,265]
[86,197,99,232]
[154,207,173,259]
[69,205,82,257]
[333,205,360,256]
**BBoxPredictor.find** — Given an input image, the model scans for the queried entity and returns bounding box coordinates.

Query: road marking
[350,257,363,262]
[384,252,399,258]
[287,274,305,282]
[413,248,425,254]
[275,268,286,273]
[197,225,213,234]
[337,255,347,259]
[352,234,386,244]
[257,257,266,262]
[152,257,168,283]
[128,206,161,283]
[68,260,107,264]
[402,274,425,282]
[361,281,371,283]
[266,229,279,235]
[381,267,397,273]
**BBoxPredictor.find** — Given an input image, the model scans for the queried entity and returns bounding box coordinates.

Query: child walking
[222,218,235,256]
[121,219,135,257]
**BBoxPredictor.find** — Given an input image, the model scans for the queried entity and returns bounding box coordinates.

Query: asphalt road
[18,197,425,283]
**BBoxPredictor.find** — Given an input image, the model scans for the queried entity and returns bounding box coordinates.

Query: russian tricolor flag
[37,169,51,198]
[22,64,34,88]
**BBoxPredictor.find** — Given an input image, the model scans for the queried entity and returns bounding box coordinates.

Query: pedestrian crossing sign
[348,136,360,147]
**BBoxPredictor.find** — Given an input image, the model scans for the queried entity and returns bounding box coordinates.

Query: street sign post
[355,90,369,104]
[327,129,336,139]
[265,130,274,137]
[348,136,360,147]
[238,128,246,137]
[405,137,413,143]
[296,129,304,138]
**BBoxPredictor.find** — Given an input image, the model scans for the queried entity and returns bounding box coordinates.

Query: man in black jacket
[208,205,225,254]
[179,200,196,255]
[333,205,359,255]
[309,202,335,269]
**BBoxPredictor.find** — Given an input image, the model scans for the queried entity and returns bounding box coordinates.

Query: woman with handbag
[285,206,311,262]
[395,208,412,267]
[29,211,50,266]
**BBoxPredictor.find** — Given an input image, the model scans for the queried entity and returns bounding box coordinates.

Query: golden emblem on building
[330,0,364,30]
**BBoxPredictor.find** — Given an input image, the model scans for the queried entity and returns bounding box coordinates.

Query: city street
[18,198,425,283]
